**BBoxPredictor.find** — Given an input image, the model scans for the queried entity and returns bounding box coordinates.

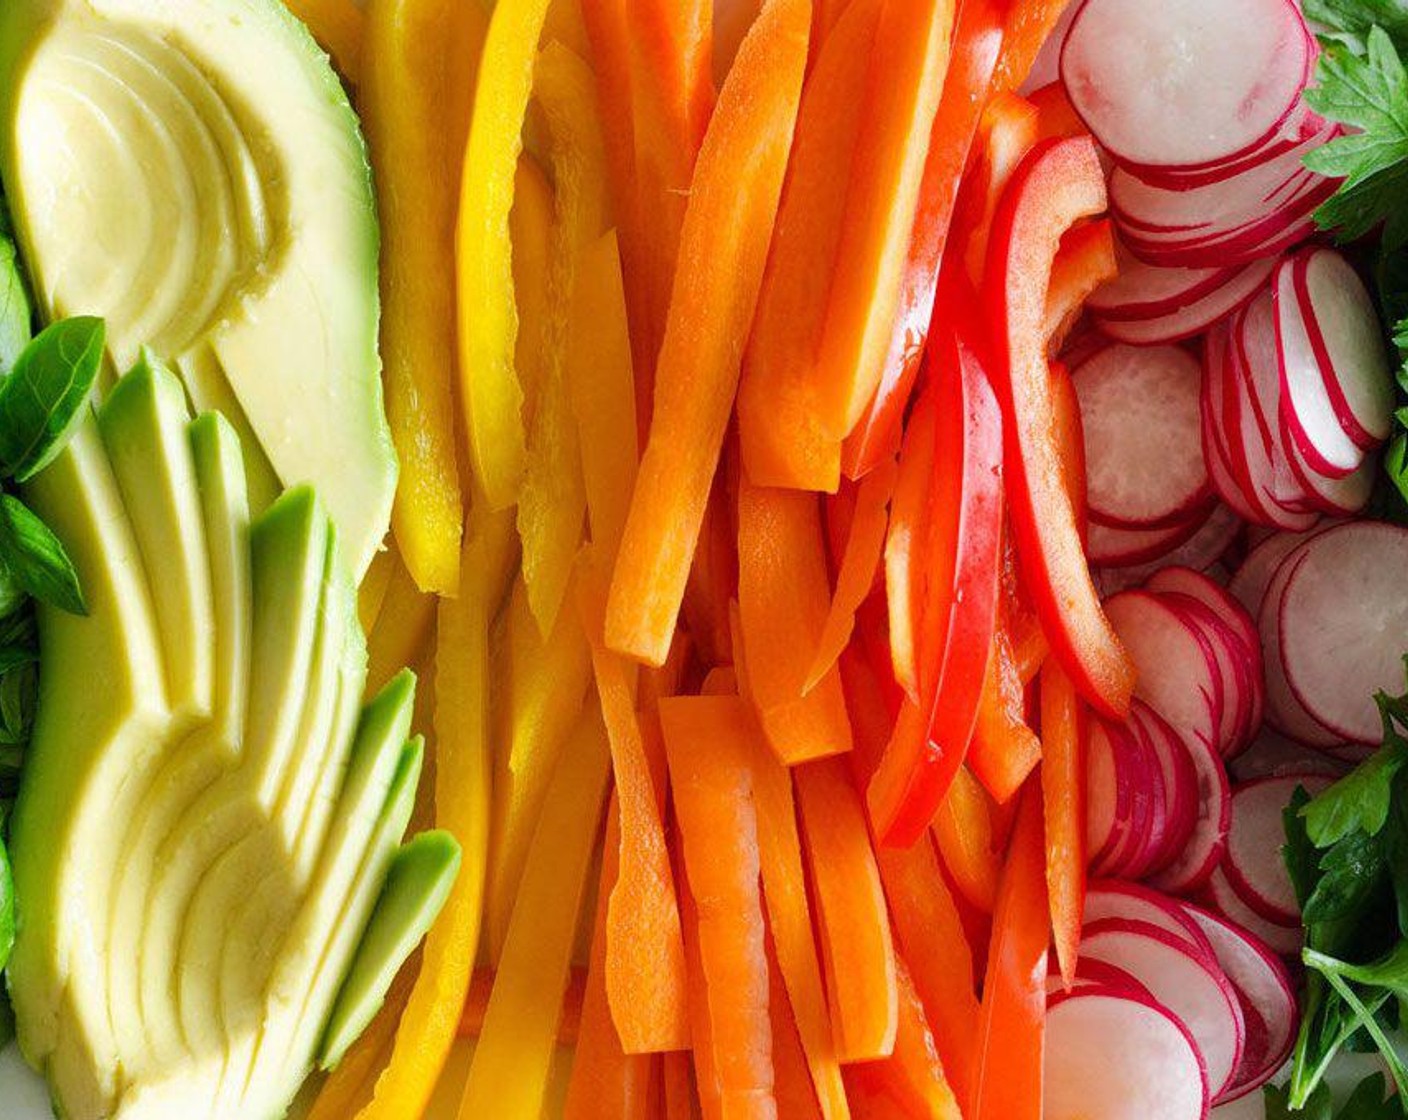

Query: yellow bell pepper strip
[358,0,487,594]
[457,705,612,1120]
[455,0,559,511]
[544,0,594,60]
[737,479,854,763]
[357,547,395,637]
[365,551,437,697]
[747,725,850,1120]
[458,966,586,1041]
[735,0,882,492]
[518,42,611,636]
[604,0,811,665]
[662,695,777,1120]
[487,575,593,955]
[286,0,365,82]
[565,799,659,1120]
[512,155,556,432]
[305,961,416,1120]
[315,504,518,1120]
[1040,658,1085,989]
[796,757,898,1063]
[806,0,954,442]
[568,230,639,561]
[578,557,691,1053]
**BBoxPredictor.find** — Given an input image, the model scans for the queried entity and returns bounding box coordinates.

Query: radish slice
[1137,102,1327,190]
[1074,345,1210,530]
[1093,256,1276,345]
[1231,730,1351,783]
[1229,525,1329,623]
[1131,701,1202,873]
[1279,402,1376,516]
[1278,521,1408,742]
[1147,723,1231,896]
[1203,864,1303,957]
[1084,880,1215,957]
[1259,548,1342,748]
[1086,720,1120,862]
[1088,248,1240,320]
[1059,0,1311,172]
[1080,918,1246,1096]
[1095,505,1242,597]
[1224,775,1332,926]
[1088,515,1204,568]
[1045,991,1210,1120]
[1182,903,1299,1102]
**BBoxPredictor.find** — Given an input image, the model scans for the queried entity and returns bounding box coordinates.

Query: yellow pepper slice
[457,704,612,1120]
[456,0,559,510]
[285,0,366,82]
[365,550,438,697]
[359,0,489,594]
[357,547,396,636]
[511,156,556,431]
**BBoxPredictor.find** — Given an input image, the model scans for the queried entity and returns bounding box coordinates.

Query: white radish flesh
[1084,880,1215,957]
[1203,864,1303,957]
[1146,722,1232,896]
[1259,549,1342,748]
[1093,256,1276,345]
[1224,776,1331,926]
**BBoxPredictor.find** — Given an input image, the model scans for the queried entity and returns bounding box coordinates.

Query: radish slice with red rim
[1095,505,1242,597]
[1224,775,1333,926]
[1203,864,1303,957]
[1259,548,1342,748]
[1084,879,1215,958]
[1093,256,1276,345]
[1146,721,1231,896]
[1088,515,1205,568]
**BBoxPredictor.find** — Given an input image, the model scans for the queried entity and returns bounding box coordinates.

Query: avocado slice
[6,371,457,1119]
[0,0,396,578]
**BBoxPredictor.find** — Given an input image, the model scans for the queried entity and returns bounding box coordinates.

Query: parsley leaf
[1306,0,1408,54]
[1303,731,1408,844]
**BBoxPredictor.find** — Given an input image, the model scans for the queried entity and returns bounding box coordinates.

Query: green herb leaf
[0,231,31,377]
[1265,1077,1334,1120]
[0,495,84,615]
[1304,739,1408,844]
[0,316,103,483]
[1305,0,1408,54]
[0,837,12,972]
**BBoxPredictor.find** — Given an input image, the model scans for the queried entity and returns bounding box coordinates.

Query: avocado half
[6,358,458,1120]
[0,0,396,579]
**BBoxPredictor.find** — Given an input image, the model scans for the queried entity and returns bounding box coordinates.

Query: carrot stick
[566,800,658,1120]
[969,783,1048,1120]
[1041,658,1085,988]
[662,695,777,1120]
[737,479,853,764]
[931,764,1001,914]
[579,560,690,1053]
[991,0,1077,94]
[681,480,738,668]
[968,626,1044,804]
[806,457,896,691]
[768,935,823,1120]
[678,855,722,1120]
[795,757,897,1063]
[663,1052,701,1120]
[605,0,810,665]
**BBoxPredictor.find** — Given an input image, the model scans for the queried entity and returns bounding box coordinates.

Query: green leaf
[1265,1078,1333,1120]
[0,837,12,972]
[1303,741,1408,844]
[0,495,84,615]
[0,316,103,483]
[1305,0,1408,54]
[1304,828,1390,922]
[1337,1071,1400,1119]
[0,234,31,377]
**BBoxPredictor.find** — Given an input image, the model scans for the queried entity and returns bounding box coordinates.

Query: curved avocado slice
[0,0,396,578]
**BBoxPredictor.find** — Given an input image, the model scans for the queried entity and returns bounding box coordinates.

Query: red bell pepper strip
[1029,79,1087,143]
[969,783,1048,1120]
[1044,221,1116,353]
[1041,658,1086,988]
[883,390,936,704]
[1049,360,1088,540]
[992,0,1077,94]
[967,625,1044,804]
[982,136,1135,718]
[868,334,1005,848]
[605,0,810,665]
[842,0,1005,479]
[961,92,1040,285]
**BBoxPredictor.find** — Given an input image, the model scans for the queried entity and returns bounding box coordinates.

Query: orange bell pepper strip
[458,706,612,1120]
[931,764,1002,914]
[737,479,853,764]
[968,625,1044,804]
[983,137,1134,718]
[1041,658,1086,988]
[842,0,1006,479]
[796,757,898,1063]
[735,0,883,493]
[747,730,850,1119]
[517,42,611,635]
[286,0,365,81]
[806,457,896,691]
[604,0,810,665]
[991,0,1077,94]
[568,230,639,562]
[843,957,962,1120]
[1029,79,1087,143]
[565,800,658,1120]
[661,695,777,1119]
[455,0,559,511]
[579,559,691,1054]
[1045,220,1117,354]
[962,92,1041,285]
[969,783,1048,1120]
[808,0,955,441]
[358,0,486,593]
[768,935,824,1120]
[869,336,1004,848]
[663,1052,700,1120]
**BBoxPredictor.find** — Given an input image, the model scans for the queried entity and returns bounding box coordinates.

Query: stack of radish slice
[1045,881,1298,1117]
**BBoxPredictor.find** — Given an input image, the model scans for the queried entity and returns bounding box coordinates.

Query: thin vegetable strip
[1040,658,1085,988]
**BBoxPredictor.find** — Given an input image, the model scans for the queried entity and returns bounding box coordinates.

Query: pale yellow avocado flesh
[5,360,424,1120]
[0,0,396,577]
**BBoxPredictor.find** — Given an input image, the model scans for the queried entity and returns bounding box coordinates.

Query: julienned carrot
[664,1052,699,1120]
[460,966,587,1042]
[679,857,722,1120]
[970,784,1048,1120]
[1044,221,1116,353]
[842,0,1006,478]
[286,0,364,80]
[458,707,612,1120]
[768,937,824,1120]
[968,626,1043,804]
[662,695,777,1120]
[579,559,690,1054]
[605,0,810,665]
[931,764,1001,914]
[681,483,737,668]
[735,0,883,492]
[1041,659,1085,988]
[806,457,896,692]
[517,41,610,636]
[808,0,955,440]
[737,479,853,763]
[358,0,485,594]
[991,0,1077,94]
[746,725,850,1119]
[566,801,658,1120]
[795,756,898,1063]
[883,390,935,702]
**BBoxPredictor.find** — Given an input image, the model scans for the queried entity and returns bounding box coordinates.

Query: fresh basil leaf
[0,837,12,972]
[0,316,103,483]
[0,234,31,377]
[0,494,85,615]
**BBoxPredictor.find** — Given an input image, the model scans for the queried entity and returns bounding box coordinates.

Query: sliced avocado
[319,829,462,1070]
[0,0,396,577]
